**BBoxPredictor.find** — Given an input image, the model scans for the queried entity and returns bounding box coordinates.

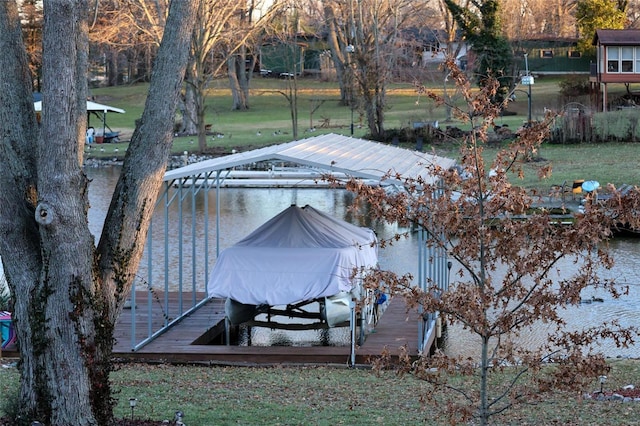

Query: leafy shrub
[593,110,640,142]
[559,75,590,98]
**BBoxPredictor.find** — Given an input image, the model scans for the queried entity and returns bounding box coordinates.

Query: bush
[1,389,24,425]
[559,75,590,98]
[366,124,446,146]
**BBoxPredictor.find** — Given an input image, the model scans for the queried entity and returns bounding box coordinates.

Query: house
[590,29,640,111]
[407,28,468,70]
[511,38,594,75]
[259,34,324,77]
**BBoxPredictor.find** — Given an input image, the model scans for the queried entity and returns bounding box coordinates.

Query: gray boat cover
[207,205,378,305]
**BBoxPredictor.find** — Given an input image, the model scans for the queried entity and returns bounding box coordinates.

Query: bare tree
[183,0,282,151]
[629,0,640,28]
[182,0,249,148]
[0,0,198,424]
[501,0,578,40]
[88,0,168,85]
[321,0,416,139]
[413,0,470,122]
[226,0,260,112]
[341,60,640,425]
[322,1,352,105]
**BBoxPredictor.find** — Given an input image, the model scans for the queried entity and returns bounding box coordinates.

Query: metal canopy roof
[34,100,126,113]
[164,133,456,186]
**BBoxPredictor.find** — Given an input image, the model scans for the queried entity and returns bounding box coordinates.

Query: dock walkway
[3,292,420,366]
[112,292,419,365]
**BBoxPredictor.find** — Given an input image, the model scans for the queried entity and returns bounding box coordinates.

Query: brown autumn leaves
[340,59,640,424]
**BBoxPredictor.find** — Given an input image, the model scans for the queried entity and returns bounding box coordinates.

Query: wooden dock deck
[3,292,421,366]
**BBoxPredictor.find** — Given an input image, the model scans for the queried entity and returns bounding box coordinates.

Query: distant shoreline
[83,153,218,170]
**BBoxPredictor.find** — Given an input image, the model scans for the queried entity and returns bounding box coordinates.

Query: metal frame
[128,135,455,355]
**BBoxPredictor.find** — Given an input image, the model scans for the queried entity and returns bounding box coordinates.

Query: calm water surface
[86,167,640,358]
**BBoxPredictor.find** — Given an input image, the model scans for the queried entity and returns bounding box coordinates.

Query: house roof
[164,133,456,186]
[592,29,640,46]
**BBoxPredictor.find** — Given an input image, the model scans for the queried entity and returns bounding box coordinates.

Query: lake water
[86,167,640,358]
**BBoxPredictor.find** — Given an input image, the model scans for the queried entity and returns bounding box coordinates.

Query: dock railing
[130,173,218,351]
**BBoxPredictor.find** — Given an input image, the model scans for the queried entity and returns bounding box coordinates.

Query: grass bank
[3,360,640,424]
[86,77,639,190]
[89,75,569,148]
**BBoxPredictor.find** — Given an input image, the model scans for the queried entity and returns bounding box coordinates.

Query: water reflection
[86,167,640,357]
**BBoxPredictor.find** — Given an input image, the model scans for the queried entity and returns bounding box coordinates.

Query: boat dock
[2,292,421,366]
[111,292,421,365]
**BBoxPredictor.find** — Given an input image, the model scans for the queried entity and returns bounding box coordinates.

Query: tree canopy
[343,59,640,425]
[576,0,628,54]
[444,0,513,102]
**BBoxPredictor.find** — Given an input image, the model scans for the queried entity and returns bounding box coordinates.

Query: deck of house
[2,292,423,366]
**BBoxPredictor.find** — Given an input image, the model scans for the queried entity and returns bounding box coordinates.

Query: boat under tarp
[207,204,378,327]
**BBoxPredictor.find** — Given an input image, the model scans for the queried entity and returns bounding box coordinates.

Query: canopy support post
[349,299,356,367]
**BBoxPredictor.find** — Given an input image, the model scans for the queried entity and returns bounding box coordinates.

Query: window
[622,47,634,72]
[541,50,553,58]
[568,51,582,58]
[607,47,620,72]
[606,46,640,73]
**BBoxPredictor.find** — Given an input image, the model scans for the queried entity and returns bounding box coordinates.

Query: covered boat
[207,204,378,327]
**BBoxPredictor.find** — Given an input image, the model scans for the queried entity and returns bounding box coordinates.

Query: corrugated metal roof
[164,133,456,186]
[593,29,640,46]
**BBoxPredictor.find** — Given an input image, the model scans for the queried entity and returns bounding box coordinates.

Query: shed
[590,29,640,111]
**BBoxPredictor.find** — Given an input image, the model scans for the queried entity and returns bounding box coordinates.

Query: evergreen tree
[444,0,513,103]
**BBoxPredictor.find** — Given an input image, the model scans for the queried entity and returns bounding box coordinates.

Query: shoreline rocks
[83,153,219,170]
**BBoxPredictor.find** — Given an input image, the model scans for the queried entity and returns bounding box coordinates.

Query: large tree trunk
[289,77,299,140]
[98,0,197,341]
[323,2,350,105]
[0,1,43,419]
[182,60,198,135]
[0,0,199,424]
[196,86,208,152]
[228,49,250,110]
[106,47,119,87]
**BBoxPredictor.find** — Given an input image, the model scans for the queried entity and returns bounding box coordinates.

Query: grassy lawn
[3,77,637,423]
[85,76,639,190]
[88,75,560,146]
[3,360,640,424]
[429,141,640,191]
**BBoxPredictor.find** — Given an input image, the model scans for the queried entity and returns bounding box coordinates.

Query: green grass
[85,76,639,191]
[88,75,551,148]
[3,360,640,424]
[423,141,640,191]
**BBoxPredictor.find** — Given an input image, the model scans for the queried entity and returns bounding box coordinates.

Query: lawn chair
[571,180,585,200]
